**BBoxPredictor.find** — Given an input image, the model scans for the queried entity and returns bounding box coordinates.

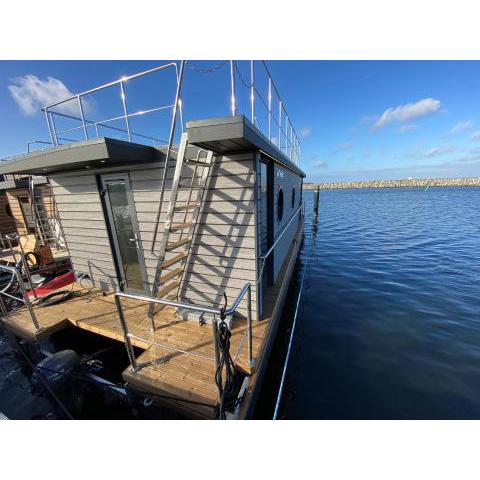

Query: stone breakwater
[305,177,480,190]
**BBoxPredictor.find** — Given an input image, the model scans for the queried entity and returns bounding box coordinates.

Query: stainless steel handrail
[257,202,304,283]
[230,60,301,166]
[113,280,253,373]
[35,60,300,166]
[115,200,302,377]
[42,62,181,147]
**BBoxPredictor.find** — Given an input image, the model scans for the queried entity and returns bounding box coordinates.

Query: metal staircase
[148,132,215,325]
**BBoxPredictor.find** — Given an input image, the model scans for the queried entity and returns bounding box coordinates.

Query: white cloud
[471,130,480,141]
[299,126,311,139]
[397,124,419,134]
[314,160,328,169]
[424,145,456,157]
[372,98,441,130]
[449,120,473,134]
[8,75,89,117]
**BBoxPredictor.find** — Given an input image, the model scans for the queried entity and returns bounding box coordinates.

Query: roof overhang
[0,176,48,191]
[0,138,161,176]
[187,115,305,177]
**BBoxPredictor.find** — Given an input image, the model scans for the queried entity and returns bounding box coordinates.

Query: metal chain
[187,60,228,74]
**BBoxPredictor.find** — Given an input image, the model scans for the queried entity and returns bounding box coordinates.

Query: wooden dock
[0,221,303,419]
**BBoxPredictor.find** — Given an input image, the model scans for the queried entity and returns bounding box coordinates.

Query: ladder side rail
[148,133,190,320]
[150,60,186,254]
[175,150,215,301]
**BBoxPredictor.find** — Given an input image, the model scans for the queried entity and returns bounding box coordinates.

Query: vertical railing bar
[77,95,88,140]
[120,82,132,142]
[114,295,138,372]
[268,77,272,141]
[49,112,60,146]
[43,108,55,147]
[250,60,255,123]
[247,285,254,367]
[230,60,236,116]
[278,101,282,151]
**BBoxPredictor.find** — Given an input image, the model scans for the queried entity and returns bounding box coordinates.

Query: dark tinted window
[277,188,284,222]
[291,187,296,208]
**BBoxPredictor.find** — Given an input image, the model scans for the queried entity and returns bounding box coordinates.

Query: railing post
[114,295,138,372]
[250,60,255,123]
[14,236,37,300]
[13,265,41,332]
[43,108,55,147]
[212,316,221,401]
[268,77,272,141]
[49,112,60,146]
[247,285,254,368]
[120,82,132,142]
[77,95,88,140]
[285,118,289,158]
[230,61,236,116]
[278,101,282,150]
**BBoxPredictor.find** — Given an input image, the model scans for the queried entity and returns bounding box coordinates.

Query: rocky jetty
[305,177,480,190]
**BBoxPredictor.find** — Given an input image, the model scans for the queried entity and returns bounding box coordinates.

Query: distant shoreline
[305,177,480,190]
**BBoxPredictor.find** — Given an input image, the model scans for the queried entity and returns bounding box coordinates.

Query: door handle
[129,234,140,249]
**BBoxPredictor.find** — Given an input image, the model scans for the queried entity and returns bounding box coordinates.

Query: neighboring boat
[0,61,305,419]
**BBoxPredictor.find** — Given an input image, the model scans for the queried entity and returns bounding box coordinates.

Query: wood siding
[50,153,258,318]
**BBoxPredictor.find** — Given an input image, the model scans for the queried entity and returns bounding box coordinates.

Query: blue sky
[1,60,480,181]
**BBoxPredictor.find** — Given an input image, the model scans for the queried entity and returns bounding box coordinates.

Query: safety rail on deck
[230,61,301,165]
[42,62,182,148]
[114,282,254,375]
[28,60,300,166]
[115,201,304,377]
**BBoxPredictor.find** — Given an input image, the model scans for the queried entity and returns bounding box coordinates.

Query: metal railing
[42,62,182,148]
[230,61,301,165]
[114,202,304,377]
[34,60,300,166]
[114,282,254,376]
[0,258,40,332]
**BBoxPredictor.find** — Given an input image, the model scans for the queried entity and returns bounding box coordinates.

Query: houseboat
[0,61,305,419]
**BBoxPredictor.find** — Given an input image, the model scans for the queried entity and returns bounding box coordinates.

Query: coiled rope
[214,293,237,419]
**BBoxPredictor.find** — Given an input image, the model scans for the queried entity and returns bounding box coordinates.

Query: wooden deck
[0,220,303,419]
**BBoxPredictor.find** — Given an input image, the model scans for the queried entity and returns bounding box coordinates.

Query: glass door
[100,173,149,294]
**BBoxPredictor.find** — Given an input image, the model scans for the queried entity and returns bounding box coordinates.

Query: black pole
[313,187,319,222]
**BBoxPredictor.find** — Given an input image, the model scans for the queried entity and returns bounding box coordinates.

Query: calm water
[281,187,480,419]
[2,187,480,419]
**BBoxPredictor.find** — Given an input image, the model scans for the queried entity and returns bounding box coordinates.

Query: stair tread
[160,267,183,283]
[166,237,192,251]
[156,281,180,298]
[186,159,211,167]
[161,252,188,269]
[173,203,199,212]
[170,222,194,233]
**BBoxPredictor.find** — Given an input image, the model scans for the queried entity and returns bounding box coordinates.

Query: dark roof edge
[187,115,305,177]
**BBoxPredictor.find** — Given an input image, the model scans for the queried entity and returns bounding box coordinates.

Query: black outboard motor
[31,350,84,419]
